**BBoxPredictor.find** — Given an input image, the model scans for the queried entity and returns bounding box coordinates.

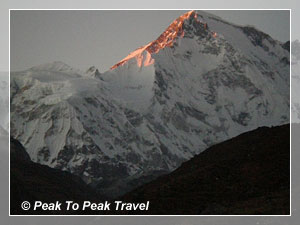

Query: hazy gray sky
[10,10,290,72]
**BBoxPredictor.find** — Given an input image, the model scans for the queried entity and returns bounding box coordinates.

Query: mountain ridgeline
[10,11,290,198]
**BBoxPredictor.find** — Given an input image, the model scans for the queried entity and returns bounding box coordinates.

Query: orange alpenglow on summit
[110,10,217,70]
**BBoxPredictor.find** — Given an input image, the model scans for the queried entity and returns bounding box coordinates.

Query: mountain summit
[11,11,290,198]
[111,10,214,69]
[29,61,76,73]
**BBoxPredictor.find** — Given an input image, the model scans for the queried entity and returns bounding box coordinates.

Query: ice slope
[10,11,290,197]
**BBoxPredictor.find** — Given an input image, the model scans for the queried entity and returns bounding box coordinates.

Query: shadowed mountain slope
[121,124,290,215]
[10,138,101,215]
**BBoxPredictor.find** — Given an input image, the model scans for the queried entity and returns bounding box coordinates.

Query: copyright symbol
[21,201,31,210]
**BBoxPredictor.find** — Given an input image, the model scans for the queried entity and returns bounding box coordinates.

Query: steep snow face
[147,11,289,143]
[11,11,290,197]
[102,59,156,112]
[292,40,300,123]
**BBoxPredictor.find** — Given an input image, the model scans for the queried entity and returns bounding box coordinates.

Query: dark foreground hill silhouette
[121,124,290,215]
[10,138,102,215]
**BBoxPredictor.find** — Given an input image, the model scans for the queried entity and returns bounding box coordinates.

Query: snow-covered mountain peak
[110,10,216,70]
[109,9,286,73]
[29,61,77,73]
[11,12,290,197]
[85,66,101,77]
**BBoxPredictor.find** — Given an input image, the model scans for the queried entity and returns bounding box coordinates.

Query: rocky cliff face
[10,11,290,197]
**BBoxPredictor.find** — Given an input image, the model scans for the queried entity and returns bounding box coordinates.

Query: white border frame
[8,8,292,217]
